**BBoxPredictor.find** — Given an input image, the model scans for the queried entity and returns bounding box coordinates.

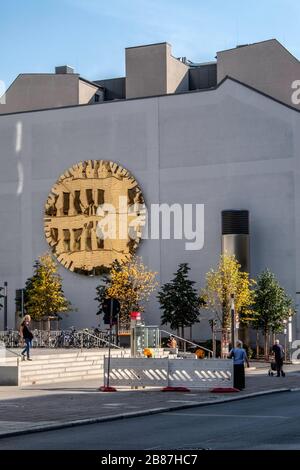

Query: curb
[0,387,292,440]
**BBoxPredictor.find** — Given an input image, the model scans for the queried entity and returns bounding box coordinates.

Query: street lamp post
[231,294,236,349]
[288,315,293,362]
[4,282,8,331]
[283,319,287,362]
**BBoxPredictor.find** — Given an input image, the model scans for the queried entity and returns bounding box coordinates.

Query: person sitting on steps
[167,336,178,355]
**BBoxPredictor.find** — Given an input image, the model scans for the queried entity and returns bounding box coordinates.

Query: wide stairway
[0,349,129,386]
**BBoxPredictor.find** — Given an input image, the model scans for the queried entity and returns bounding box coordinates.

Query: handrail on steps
[160,329,213,357]
[1,347,21,360]
[77,330,122,350]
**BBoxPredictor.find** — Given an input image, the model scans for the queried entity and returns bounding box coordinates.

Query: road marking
[0,404,22,408]
[102,403,123,407]
[168,400,202,404]
[167,413,288,419]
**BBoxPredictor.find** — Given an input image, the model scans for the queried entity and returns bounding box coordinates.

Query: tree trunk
[264,330,269,360]
[221,328,230,358]
[272,332,276,346]
[212,322,216,358]
[256,331,260,359]
[181,326,185,351]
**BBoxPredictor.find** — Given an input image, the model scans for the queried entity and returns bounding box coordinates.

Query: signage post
[99,298,120,392]
[130,311,142,357]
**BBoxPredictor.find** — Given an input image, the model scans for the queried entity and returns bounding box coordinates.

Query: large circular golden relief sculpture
[44,161,145,276]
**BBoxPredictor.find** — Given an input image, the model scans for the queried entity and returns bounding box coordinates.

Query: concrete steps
[1,349,129,386]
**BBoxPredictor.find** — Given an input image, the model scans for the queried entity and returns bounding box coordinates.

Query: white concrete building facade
[0,40,300,342]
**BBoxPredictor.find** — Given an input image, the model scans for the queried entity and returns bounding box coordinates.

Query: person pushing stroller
[272,339,286,377]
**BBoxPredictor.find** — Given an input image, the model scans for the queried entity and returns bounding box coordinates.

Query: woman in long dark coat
[229,341,250,390]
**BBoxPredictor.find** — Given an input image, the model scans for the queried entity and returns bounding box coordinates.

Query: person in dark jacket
[229,340,250,390]
[20,315,33,361]
[272,339,285,377]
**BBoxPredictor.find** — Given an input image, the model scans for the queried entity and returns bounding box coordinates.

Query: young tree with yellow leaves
[96,256,157,327]
[201,254,255,356]
[24,253,73,322]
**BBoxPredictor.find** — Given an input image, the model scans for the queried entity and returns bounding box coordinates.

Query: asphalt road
[0,392,300,450]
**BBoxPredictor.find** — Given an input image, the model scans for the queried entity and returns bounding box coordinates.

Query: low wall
[0,366,19,386]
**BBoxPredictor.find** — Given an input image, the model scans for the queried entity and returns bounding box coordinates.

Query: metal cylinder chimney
[221,210,250,272]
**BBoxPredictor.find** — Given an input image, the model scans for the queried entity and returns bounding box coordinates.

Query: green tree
[158,263,200,338]
[24,253,73,321]
[252,269,295,359]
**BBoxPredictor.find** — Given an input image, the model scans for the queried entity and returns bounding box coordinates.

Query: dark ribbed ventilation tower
[222,210,250,272]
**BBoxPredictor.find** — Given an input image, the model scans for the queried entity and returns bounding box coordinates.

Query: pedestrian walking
[20,315,33,361]
[229,340,250,390]
[272,339,285,377]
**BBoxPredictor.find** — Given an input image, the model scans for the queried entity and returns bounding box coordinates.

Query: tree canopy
[24,253,72,320]
[201,254,255,330]
[96,256,157,327]
[252,269,295,334]
[158,263,201,335]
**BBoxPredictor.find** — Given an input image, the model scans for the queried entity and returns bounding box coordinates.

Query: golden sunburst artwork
[44,160,145,276]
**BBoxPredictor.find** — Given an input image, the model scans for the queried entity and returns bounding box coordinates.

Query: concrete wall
[0,74,80,114]
[166,46,189,94]
[0,366,19,385]
[126,43,168,99]
[78,79,100,105]
[189,64,217,91]
[217,39,300,110]
[0,78,299,342]
[126,42,189,99]
[94,78,126,101]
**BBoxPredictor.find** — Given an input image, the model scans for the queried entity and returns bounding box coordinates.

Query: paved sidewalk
[0,363,299,439]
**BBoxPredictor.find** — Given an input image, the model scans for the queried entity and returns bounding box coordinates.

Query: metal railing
[0,328,121,350]
[77,330,122,350]
[160,329,214,358]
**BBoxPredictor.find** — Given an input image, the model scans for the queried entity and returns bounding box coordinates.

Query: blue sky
[1,0,299,89]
